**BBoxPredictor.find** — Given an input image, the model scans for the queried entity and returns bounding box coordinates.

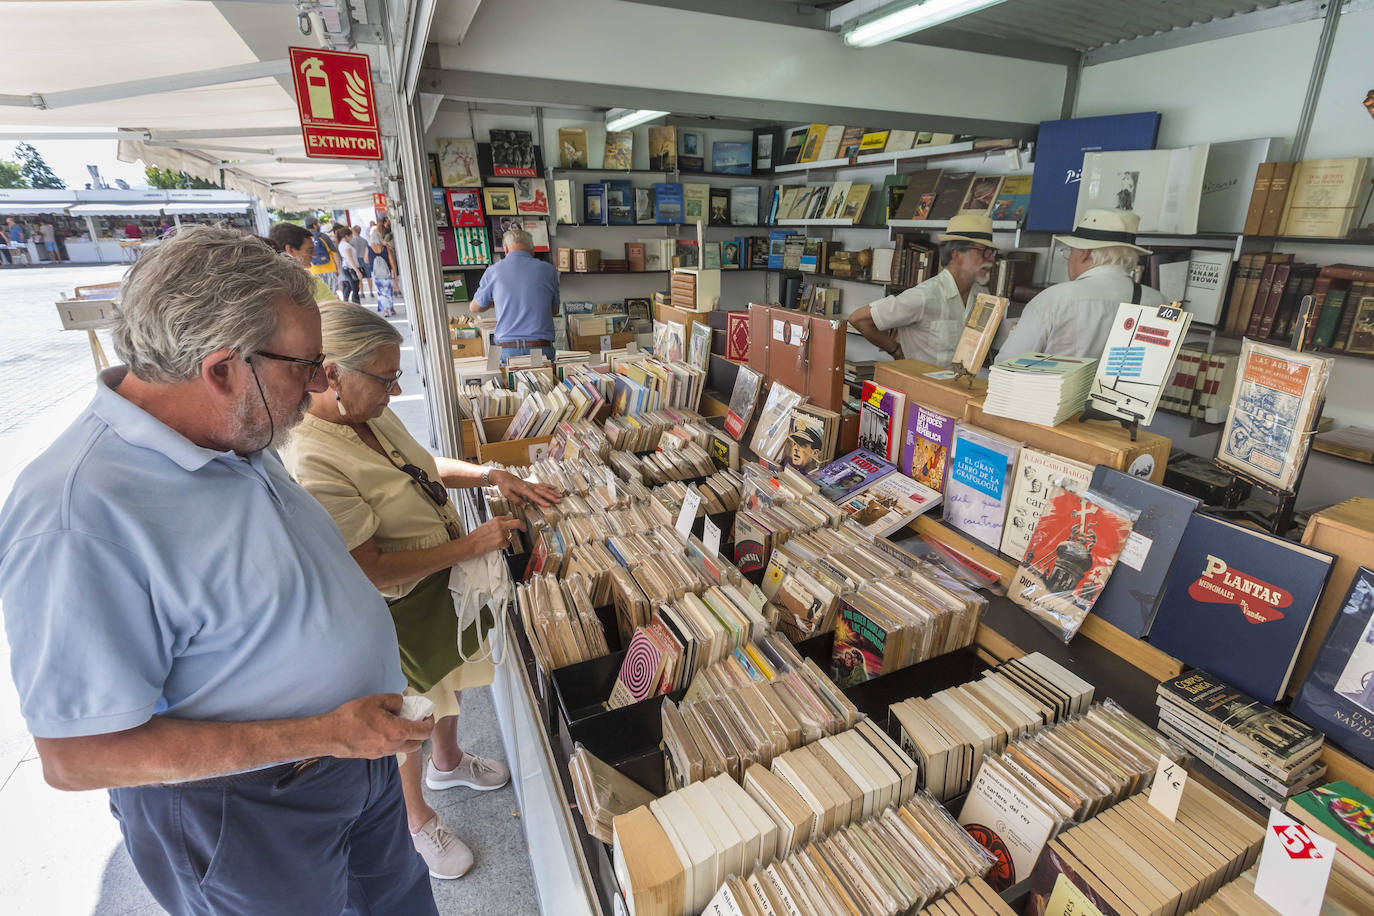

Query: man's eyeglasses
[253,350,326,383]
[400,463,448,507]
[354,367,404,393]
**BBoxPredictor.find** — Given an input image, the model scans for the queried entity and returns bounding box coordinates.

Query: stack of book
[761,525,901,640]
[731,485,847,576]
[1024,780,1264,916]
[568,744,657,845]
[889,651,1094,801]
[1155,669,1327,809]
[1186,862,1372,916]
[1159,344,1239,421]
[515,572,611,672]
[1241,157,1370,238]
[650,472,743,517]
[957,700,1184,890]
[602,407,705,452]
[983,353,1098,426]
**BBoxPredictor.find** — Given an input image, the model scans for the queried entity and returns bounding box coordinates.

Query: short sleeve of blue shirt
[1,530,169,737]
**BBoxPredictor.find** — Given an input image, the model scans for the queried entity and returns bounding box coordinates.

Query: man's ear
[200,348,242,396]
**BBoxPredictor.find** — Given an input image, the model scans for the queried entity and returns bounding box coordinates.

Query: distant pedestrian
[334,225,362,304]
[0,217,19,265]
[305,218,339,293]
[350,225,372,297]
[368,229,396,317]
[269,222,335,303]
[124,222,143,240]
[41,221,60,262]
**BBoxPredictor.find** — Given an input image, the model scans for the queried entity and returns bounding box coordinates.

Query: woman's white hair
[113,225,316,383]
[318,301,402,371]
[1087,245,1142,271]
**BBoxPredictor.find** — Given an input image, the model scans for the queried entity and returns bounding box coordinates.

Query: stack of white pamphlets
[984,353,1098,426]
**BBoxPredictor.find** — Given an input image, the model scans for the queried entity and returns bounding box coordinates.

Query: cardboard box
[456,414,517,458]
[477,435,554,466]
[449,336,484,359]
[1295,498,1374,694]
[873,358,988,420]
[965,397,1170,483]
[569,331,635,353]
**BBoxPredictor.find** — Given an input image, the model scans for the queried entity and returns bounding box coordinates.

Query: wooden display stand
[1293,497,1374,692]
[653,300,714,338]
[873,358,987,419]
[966,397,1172,484]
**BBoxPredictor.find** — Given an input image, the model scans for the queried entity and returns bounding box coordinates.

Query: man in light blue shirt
[469,226,559,363]
[0,226,437,916]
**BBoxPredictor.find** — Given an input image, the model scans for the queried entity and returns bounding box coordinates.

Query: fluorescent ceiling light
[841,0,1010,48]
[605,109,669,132]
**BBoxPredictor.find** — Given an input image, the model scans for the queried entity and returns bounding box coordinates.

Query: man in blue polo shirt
[469,226,560,363]
[0,226,437,915]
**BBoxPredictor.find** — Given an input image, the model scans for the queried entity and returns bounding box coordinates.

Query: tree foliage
[13,142,65,189]
[144,166,221,190]
[0,159,24,189]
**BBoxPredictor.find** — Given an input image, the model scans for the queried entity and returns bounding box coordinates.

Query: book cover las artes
[1150,513,1335,703]
[1010,487,1134,642]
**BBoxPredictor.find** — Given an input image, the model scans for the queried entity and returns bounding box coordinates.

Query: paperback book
[857,380,906,463]
[899,402,956,491]
[603,131,632,170]
[1151,513,1335,703]
[489,128,537,177]
[1009,487,1136,642]
[951,292,1008,377]
[837,474,942,537]
[1292,568,1374,768]
[943,423,1021,551]
[1087,301,1193,426]
[999,449,1094,563]
[808,449,896,503]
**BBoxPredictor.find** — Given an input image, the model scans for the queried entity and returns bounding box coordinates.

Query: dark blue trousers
[109,756,437,916]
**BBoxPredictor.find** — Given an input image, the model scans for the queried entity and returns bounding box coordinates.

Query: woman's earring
[336,392,347,417]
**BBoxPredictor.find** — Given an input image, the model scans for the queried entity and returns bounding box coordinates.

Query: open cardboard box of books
[569,330,635,353]
[456,414,517,458]
[476,435,553,466]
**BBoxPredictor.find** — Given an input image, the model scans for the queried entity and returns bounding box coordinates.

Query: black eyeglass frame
[252,349,326,382]
[353,366,404,393]
[399,462,449,507]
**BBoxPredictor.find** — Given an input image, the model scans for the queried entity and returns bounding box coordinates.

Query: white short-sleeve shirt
[868,269,983,366]
[997,264,1168,363]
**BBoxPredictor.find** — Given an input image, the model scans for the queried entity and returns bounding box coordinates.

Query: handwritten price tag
[1254,809,1335,916]
[675,488,702,538]
[1147,755,1186,821]
[600,334,612,352]
[702,515,722,558]
[747,583,767,612]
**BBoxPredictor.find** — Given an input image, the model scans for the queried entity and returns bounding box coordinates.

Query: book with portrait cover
[1292,568,1374,767]
[1009,487,1135,642]
[899,402,955,491]
[807,449,895,503]
[489,129,537,177]
[1087,466,1201,638]
[1151,513,1335,703]
[944,423,1020,551]
[999,449,1094,564]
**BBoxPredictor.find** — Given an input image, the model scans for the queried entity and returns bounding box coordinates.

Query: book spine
[1243,162,1275,235]
[1312,283,1349,348]
[1221,254,1253,333]
[1274,268,1317,339]
[1337,282,1372,348]
[1256,263,1294,338]
[1245,259,1279,337]
[1261,161,1296,236]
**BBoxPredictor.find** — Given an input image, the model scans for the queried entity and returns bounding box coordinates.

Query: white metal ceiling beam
[10,59,291,111]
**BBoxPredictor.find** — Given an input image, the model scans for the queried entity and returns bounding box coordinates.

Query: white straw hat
[1055,209,1151,254]
[938,213,1000,249]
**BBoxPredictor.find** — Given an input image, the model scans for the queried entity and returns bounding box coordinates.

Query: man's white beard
[231,389,311,452]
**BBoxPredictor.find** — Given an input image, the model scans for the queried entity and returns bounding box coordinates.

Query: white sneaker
[425,752,510,791]
[410,816,474,880]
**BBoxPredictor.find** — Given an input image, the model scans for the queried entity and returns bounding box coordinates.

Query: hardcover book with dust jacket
[1292,568,1374,767]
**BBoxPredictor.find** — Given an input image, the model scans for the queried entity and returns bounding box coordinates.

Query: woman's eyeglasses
[400,463,448,506]
[354,367,404,393]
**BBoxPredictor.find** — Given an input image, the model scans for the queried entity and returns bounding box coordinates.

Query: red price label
[1273,824,1323,860]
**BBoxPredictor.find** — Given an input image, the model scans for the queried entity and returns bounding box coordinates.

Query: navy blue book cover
[1150,513,1334,703]
[1293,568,1374,768]
[581,182,606,226]
[605,180,634,225]
[1026,112,1161,232]
[1088,466,1201,638]
[653,183,684,224]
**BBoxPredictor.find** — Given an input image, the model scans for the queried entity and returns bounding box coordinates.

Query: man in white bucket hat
[851,213,997,366]
[997,208,1165,362]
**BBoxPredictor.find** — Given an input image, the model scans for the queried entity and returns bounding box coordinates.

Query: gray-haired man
[469,227,560,363]
[0,226,437,915]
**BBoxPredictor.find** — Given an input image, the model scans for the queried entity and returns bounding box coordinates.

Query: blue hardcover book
[712,141,753,175]
[605,179,634,225]
[766,229,795,270]
[1149,513,1335,703]
[1026,112,1161,232]
[581,182,607,226]
[653,183,684,224]
[808,449,895,503]
[1292,568,1374,768]
[1087,467,1201,638]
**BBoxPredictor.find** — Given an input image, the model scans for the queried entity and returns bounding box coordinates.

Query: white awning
[68,204,166,216]
[162,202,251,214]
[0,203,71,214]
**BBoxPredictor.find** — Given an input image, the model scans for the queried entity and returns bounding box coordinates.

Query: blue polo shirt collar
[505,249,532,260]
[92,367,241,473]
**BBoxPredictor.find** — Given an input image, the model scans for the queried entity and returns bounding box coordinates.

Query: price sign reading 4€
[1147,754,1186,821]
[702,515,722,558]
[1254,809,1335,916]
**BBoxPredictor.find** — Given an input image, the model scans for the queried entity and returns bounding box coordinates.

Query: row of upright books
[1242,157,1371,238]
[1223,256,1374,353]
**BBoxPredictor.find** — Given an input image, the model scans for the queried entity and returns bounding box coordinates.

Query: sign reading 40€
[288,46,382,161]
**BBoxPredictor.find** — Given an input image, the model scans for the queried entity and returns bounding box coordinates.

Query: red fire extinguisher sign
[288,46,383,161]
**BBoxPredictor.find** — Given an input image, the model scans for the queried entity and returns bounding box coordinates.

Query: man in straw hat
[998,208,1165,362]
[850,213,998,366]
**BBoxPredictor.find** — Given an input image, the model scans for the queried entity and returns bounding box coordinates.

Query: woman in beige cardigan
[282,303,558,880]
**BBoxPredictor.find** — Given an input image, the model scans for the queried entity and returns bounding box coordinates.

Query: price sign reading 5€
[1254,809,1335,916]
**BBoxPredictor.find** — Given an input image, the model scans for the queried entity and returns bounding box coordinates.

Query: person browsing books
[0,228,440,915]
[849,213,996,365]
[469,227,560,364]
[281,303,560,880]
[997,209,1165,362]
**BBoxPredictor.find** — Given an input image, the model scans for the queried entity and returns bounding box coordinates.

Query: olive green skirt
[387,570,496,694]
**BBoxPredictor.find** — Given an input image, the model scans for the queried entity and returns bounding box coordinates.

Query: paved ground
[0,264,536,915]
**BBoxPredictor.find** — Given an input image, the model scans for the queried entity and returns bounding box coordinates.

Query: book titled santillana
[1216,339,1331,492]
